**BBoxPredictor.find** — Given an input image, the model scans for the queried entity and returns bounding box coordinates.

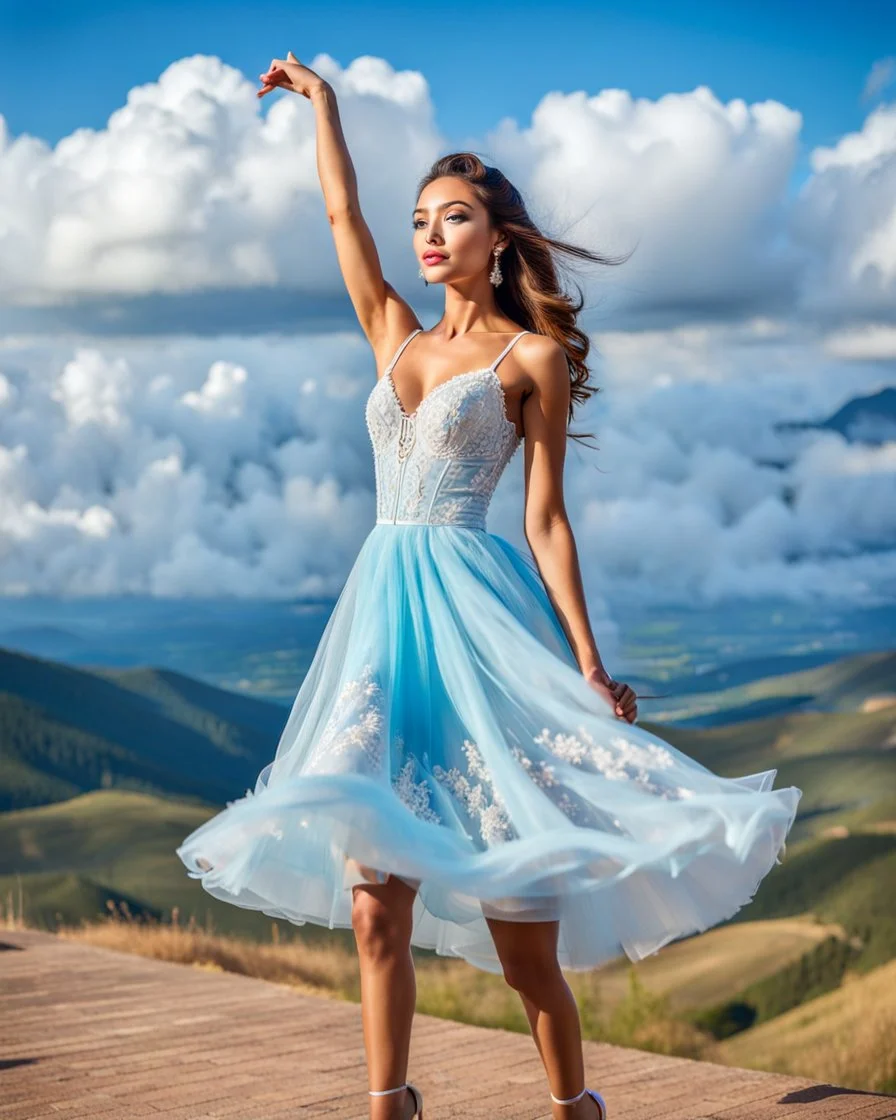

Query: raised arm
[258,55,418,362]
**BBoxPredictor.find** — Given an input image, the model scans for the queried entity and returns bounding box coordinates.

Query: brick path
[1,929,893,1119]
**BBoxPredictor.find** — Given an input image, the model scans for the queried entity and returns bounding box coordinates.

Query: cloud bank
[0,325,892,604]
[0,52,893,332]
[0,53,893,605]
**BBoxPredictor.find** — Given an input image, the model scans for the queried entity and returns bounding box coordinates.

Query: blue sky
[1,0,892,186]
[0,0,893,604]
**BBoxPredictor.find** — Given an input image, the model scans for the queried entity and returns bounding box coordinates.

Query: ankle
[368,1083,410,1119]
[550,1086,597,1119]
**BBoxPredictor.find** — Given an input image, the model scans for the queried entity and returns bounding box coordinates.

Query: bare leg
[351,867,420,1120]
[486,915,602,1120]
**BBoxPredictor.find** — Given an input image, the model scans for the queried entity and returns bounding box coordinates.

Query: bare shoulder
[516,332,570,399]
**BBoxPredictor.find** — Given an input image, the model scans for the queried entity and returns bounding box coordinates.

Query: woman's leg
[485,915,602,1120]
[351,868,420,1120]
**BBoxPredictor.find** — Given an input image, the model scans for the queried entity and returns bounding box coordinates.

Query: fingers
[257,68,287,98]
[611,682,638,721]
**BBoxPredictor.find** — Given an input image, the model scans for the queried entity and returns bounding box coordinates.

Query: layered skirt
[176,523,801,974]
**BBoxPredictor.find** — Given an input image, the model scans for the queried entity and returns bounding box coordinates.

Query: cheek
[445,227,489,264]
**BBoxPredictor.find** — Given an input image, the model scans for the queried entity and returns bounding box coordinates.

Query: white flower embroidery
[305,663,385,775]
[509,743,596,825]
[433,738,515,845]
[392,752,442,824]
[510,744,559,789]
[533,725,694,800]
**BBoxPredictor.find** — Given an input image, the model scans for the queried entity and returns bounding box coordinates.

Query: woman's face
[413,176,503,285]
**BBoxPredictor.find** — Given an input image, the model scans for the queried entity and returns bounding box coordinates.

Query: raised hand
[258,50,326,99]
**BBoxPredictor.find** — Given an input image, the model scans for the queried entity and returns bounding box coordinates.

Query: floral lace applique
[400,455,427,521]
[305,663,386,775]
[365,367,520,527]
[534,725,696,800]
[428,496,473,526]
[433,738,516,846]
[509,743,603,826]
[392,750,442,824]
[469,460,498,492]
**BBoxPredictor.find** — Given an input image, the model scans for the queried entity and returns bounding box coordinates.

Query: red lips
[423,253,447,263]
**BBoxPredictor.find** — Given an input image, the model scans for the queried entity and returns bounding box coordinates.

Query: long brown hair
[415,151,634,448]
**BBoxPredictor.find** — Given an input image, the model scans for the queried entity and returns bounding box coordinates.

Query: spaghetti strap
[490,330,530,372]
[384,328,423,375]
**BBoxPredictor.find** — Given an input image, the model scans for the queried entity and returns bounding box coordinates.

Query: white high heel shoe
[369,1081,423,1118]
[551,1085,607,1118]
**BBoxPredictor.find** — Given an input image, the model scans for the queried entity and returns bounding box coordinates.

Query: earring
[418,266,428,287]
[489,245,505,286]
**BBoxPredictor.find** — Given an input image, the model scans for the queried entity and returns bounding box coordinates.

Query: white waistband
[375,518,485,530]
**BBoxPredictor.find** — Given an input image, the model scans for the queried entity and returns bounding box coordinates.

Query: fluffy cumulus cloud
[0,53,436,310]
[0,52,893,603]
[0,324,893,604]
[0,52,894,331]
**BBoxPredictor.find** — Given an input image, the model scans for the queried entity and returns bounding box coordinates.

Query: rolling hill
[0,646,287,810]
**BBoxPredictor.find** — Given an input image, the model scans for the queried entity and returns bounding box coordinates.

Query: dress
[176,328,802,975]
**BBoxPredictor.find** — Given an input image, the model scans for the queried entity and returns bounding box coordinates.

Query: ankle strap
[369,1083,407,1096]
[551,1086,587,1105]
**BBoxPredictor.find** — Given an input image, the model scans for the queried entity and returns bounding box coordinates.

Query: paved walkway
[1,928,893,1119]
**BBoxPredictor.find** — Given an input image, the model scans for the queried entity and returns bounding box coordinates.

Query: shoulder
[516,332,569,399]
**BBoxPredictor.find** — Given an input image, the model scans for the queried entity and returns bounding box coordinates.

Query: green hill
[715,956,896,1094]
[0,646,286,810]
[646,649,896,726]
[1,644,894,1004]
[0,869,161,925]
[643,701,896,849]
[0,789,357,949]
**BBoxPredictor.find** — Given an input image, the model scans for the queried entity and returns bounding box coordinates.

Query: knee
[351,892,410,961]
[501,952,563,997]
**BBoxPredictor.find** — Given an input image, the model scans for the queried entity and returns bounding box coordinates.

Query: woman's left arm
[519,337,637,723]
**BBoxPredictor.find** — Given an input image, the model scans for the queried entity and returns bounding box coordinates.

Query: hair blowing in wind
[416,151,635,448]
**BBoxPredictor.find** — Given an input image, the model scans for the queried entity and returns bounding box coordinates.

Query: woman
[176,52,802,1120]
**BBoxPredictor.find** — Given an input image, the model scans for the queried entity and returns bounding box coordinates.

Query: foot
[551,1087,606,1120]
[402,1084,420,1120]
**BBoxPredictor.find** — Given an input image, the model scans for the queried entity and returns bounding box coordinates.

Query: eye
[411,213,467,229]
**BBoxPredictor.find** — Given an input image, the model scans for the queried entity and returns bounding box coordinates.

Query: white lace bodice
[365,328,528,529]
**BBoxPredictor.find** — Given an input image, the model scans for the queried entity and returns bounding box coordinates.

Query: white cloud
[823,323,896,360]
[0,54,893,332]
[0,56,893,606]
[863,56,896,102]
[793,102,896,323]
[0,327,892,605]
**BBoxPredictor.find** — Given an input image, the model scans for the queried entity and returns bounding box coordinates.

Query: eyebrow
[412,199,474,215]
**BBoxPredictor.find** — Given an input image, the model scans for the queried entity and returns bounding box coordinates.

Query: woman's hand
[258,51,327,100]
[584,666,639,724]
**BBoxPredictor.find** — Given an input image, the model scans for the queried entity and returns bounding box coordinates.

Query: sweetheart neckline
[383,366,522,442]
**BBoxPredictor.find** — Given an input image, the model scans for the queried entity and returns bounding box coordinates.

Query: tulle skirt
[176,523,802,975]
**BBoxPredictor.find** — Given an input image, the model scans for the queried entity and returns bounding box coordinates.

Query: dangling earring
[418,266,428,287]
[489,245,505,287]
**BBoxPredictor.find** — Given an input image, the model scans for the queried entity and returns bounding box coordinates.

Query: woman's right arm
[308,81,420,364]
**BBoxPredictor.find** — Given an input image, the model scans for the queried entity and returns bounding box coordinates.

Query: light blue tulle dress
[176,328,802,974]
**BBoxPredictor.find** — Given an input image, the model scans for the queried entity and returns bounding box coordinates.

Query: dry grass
[2,892,706,1052]
[4,892,893,1093]
[716,959,896,1094]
